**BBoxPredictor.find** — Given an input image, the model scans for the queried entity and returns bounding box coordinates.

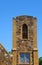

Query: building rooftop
[0,43,12,65]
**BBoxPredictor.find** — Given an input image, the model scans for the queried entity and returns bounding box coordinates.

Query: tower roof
[13,15,37,21]
[16,15,37,21]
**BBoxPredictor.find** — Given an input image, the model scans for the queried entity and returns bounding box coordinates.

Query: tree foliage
[8,51,12,54]
[39,57,42,65]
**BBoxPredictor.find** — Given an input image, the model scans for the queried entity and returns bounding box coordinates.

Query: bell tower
[12,15,39,65]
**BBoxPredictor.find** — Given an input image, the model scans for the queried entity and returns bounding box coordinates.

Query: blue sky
[0,0,42,57]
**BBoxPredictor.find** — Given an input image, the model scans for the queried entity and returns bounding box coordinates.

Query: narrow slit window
[25,53,30,63]
[22,24,28,39]
[20,53,25,63]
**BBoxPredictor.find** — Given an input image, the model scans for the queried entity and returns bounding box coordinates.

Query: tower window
[20,53,30,63]
[25,53,30,63]
[22,24,28,39]
[20,53,25,62]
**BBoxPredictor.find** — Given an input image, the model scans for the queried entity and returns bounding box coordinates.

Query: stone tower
[12,15,39,65]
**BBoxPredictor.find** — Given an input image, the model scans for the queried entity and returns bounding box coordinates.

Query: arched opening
[22,24,28,39]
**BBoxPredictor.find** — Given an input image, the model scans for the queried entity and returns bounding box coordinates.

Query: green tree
[8,51,12,54]
[39,57,42,65]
